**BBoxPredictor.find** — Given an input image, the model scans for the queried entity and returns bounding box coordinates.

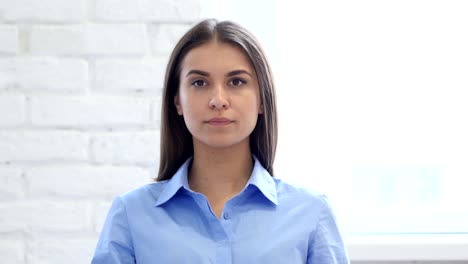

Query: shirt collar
[246,155,278,205]
[154,157,192,207]
[154,155,278,207]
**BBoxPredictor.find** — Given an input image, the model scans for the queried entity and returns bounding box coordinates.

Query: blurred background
[0,0,467,263]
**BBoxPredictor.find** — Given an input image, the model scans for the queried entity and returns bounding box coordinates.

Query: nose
[209,85,230,110]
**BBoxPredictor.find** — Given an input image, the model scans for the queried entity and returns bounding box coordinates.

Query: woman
[92,19,349,263]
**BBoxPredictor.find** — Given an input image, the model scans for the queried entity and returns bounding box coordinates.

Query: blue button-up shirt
[92,156,349,263]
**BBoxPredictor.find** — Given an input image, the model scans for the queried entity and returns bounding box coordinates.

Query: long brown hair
[157,19,278,181]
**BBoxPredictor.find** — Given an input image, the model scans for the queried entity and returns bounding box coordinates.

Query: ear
[174,94,183,115]
[258,103,263,114]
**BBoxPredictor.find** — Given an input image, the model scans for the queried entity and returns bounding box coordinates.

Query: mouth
[206,118,234,126]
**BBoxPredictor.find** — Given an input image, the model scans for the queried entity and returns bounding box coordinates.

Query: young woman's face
[175,40,262,149]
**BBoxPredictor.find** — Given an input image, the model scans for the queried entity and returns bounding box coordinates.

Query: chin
[196,136,249,150]
[203,140,241,149]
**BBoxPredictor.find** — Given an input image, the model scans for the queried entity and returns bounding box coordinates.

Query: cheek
[178,92,195,114]
[244,100,261,124]
[248,93,262,113]
[180,99,202,123]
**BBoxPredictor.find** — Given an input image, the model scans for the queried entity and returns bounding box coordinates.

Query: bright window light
[201,0,468,237]
[276,0,468,236]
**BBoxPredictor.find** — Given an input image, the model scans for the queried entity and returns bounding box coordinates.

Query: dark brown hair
[157,19,278,181]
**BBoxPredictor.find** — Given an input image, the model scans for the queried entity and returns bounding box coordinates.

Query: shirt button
[223,212,230,220]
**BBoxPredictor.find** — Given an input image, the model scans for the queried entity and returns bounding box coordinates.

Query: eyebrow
[185,69,252,77]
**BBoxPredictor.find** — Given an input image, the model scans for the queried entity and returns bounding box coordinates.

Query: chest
[129,201,311,264]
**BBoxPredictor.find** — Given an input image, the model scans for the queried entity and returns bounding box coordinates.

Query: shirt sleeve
[91,197,136,264]
[307,195,350,264]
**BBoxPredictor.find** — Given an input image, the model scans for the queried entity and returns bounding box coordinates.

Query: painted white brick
[0,0,86,22]
[27,238,97,264]
[91,131,159,165]
[30,25,147,56]
[0,240,24,264]
[148,24,191,55]
[27,166,150,198]
[31,95,151,128]
[0,200,90,232]
[0,131,88,162]
[0,25,18,54]
[96,0,201,22]
[95,58,165,93]
[0,58,88,92]
[94,200,113,233]
[0,167,24,199]
[0,95,25,126]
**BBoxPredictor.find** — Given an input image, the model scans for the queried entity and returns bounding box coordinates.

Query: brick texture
[0,0,87,22]
[30,25,147,56]
[0,25,18,54]
[95,0,201,22]
[0,1,201,263]
[0,58,88,92]
[30,95,152,128]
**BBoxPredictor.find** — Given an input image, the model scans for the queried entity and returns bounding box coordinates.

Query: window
[276,0,468,235]
[202,0,468,260]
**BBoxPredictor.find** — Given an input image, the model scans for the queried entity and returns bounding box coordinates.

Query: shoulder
[116,180,170,206]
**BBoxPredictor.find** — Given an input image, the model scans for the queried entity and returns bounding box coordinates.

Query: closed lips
[207,118,233,124]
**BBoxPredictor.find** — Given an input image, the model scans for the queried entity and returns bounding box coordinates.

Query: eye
[230,78,246,86]
[191,79,207,87]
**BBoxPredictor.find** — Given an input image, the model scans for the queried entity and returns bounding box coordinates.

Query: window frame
[346,234,468,261]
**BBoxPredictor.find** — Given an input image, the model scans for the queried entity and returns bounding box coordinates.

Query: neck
[188,139,253,202]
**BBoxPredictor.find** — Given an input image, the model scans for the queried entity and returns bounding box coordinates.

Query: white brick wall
[0,131,89,162]
[0,25,18,54]
[27,165,151,198]
[0,200,91,232]
[95,0,201,22]
[0,240,24,264]
[27,238,98,264]
[30,95,152,127]
[0,167,24,199]
[95,58,166,92]
[0,58,88,92]
[0,95,25,126]
[91,131,160,165]
[148,23,192,55]
[0,0,201,262]
[0,0,87,23]
[30,25,147,56]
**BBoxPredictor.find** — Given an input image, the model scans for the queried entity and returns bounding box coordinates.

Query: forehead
[180,40,255,73]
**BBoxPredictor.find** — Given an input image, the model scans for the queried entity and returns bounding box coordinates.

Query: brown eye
[192,79,207,87]
[230,78,246,86]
